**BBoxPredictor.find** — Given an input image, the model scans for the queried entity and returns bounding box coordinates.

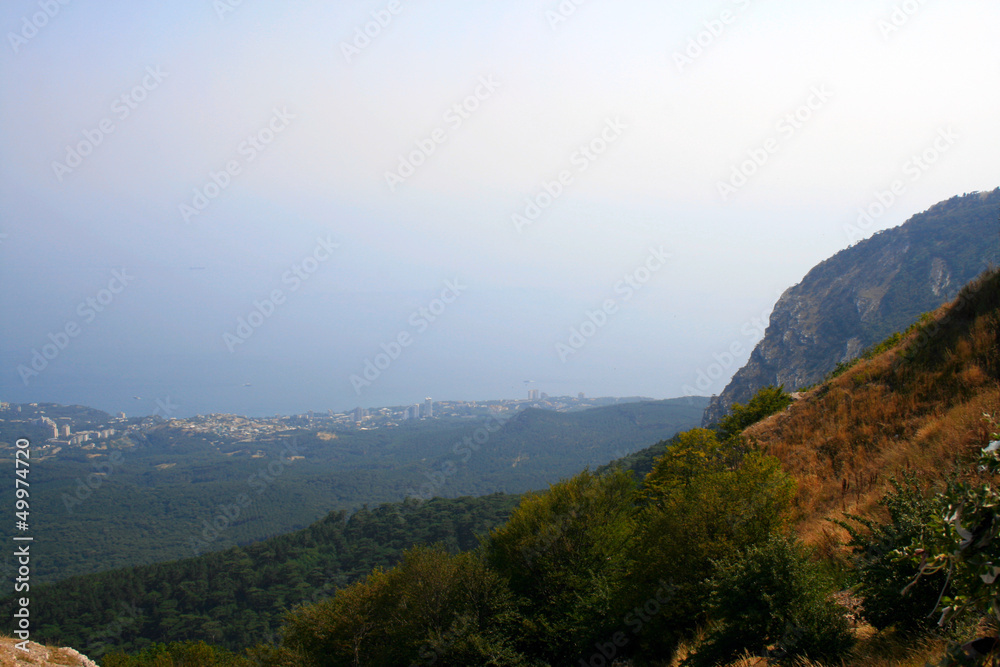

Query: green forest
[95,386,837,666]
[8,385,811,664]
[88,268,1000,666]
[0,397,706,583]
[4,494,519,658]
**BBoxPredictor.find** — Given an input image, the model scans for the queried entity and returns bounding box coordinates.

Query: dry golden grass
[654,271,1000,667]
[660,626,947,667]
[742,273,1000,551]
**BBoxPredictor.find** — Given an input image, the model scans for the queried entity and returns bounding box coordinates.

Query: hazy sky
[1,0,998,417]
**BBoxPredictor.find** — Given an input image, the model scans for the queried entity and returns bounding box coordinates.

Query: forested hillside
[0,397,705,583]
[213,267,999,667]
[25,269,1000,665]
[5,494,519,658]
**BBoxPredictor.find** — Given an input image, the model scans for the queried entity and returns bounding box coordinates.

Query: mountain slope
[3,400,708,658]
[0,639,98,666]
[0,397,706,584]
[446,397,708,494]
[745,267,1000,539]
[4,494,519,659]
[24,270,1000,666]
[704,188,1000,425]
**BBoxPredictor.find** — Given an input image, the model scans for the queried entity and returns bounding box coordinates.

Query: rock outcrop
[0,638,98,666]
[703,189,1000,425]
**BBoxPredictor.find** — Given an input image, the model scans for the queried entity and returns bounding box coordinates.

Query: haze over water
[1,1,998,417]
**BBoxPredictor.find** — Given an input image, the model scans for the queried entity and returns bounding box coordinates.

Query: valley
[0,395,708,583]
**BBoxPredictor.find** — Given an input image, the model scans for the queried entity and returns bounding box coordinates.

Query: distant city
[0,393,660,456]
[314,391,658,427]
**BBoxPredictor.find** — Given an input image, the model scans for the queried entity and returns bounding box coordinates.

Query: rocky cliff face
[0,638,98,666]
[703,189,1000,426]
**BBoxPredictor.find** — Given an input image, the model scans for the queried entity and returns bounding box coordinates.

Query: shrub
[903,419,1000,665]
[101,641,255,667]
[688,535,855,666]
[629,432,797,661]
[716,385,792,441]
[834,475,944,633]
[484,469,637,663]
[280,547,527,667]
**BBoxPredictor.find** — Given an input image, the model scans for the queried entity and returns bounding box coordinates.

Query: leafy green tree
[484,469,638,663]
[834,475,944,633]
[688,535,854,666]
[642,428,737,492]
[280,546,526,667]
[102,641,255,667]
[716,385,792,442]
[4,494,518,657]
[630,431,796,660]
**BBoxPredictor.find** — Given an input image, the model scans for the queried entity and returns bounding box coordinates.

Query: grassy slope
[685,269,1000,666]
[748,269,1000,548]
